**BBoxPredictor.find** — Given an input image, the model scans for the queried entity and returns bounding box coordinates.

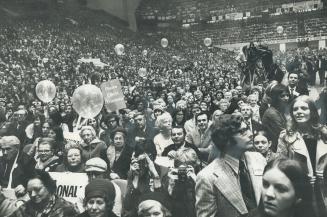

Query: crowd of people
[0,8,327,217]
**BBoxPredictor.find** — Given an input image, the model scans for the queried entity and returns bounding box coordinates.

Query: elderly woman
[107,128,133,180]
[35,138,61,172]
[79,126,108,161]
[9,170,77,217]
[153,113,173,156]
[77,179,118,217]
[55,143,85,172]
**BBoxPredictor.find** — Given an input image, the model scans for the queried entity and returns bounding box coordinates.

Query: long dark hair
[258,158,315,217]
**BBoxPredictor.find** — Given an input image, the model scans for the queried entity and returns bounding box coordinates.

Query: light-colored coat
[195,158,248,217]
[277,130,327,180]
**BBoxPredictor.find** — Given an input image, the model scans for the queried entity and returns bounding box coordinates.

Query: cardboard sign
[63,131,83,144]
[49,172,88,211]
[100,79,126,112]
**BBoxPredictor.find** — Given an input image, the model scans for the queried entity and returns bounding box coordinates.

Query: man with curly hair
[195,114,254,217]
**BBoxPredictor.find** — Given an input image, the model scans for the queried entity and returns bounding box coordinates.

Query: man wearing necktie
[317,55,327,86]
[287,72,309,101]
[0,136,35,198]
[196,114,256,217]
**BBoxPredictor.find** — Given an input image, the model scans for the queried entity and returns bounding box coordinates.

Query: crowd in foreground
[1,11,327,217]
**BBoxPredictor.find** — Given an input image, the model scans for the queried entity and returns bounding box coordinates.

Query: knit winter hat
[84,179,115,202]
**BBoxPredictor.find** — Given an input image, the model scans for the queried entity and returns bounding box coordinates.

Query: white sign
[49,172,88,211]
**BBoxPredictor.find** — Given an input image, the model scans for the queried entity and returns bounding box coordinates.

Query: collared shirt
[225,154,240,177]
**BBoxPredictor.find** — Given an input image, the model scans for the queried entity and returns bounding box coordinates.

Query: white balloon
[72,84,104,119]
[142,49,148,56]
[204,38,212,47]
[161,38,168,48]
[138,68,147,77]
[277,26,283,34]
[35,80,56,103]
[114,44,125,55]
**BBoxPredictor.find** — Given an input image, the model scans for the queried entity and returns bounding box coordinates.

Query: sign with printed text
[100,79,126,112]
[49,172,88,211]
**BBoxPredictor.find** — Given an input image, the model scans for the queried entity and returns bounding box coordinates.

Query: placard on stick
[100,79,126,112]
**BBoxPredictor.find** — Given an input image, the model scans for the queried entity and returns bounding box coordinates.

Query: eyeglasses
[38,150,52,153]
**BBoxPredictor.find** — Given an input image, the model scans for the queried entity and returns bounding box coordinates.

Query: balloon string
[76,116,81,131]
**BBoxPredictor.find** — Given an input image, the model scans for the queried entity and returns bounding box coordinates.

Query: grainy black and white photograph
[0,0,327,217]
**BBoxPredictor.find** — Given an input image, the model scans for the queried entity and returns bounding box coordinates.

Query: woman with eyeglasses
[35,138,61,172]
[8,170,77,217]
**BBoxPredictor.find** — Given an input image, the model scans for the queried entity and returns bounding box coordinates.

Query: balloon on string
[72,84,104,119]
[142,49,148,56]
[35,80,56,103]
[138,67,147,77]
[277,26,283,34]
[161,38,168,48]
[204,38,212,47]
[114,44,125,55]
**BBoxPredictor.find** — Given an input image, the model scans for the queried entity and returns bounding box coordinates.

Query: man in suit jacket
[240,103,263,135]
[127,112,157,160]
[287,71,309,101]
[317,55,327,86]
[0,136,36,195]
[195,114,255,217]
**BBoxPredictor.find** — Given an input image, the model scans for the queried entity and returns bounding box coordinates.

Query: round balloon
[138,67,147,77]
[35,80,56,103]
[277,26,283,34]
[161,38,168,48]
[142,49,148,56]
[72,84,104,119]
[204,38,212,47]
[114,44,125,55]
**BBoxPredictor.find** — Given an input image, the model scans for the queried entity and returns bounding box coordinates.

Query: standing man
[287,72,309,101]
[317,54,327,86]
[196,114,255,217]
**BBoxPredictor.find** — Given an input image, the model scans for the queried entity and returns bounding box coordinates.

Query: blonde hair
[79,126,96,138]
[138,200,171,217]
[155,112,172,129]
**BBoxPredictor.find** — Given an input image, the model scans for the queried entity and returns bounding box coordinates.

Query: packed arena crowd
[0,5,327,217]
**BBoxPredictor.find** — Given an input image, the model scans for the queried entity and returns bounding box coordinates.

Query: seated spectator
[100,113,120,146]
[123,153,161,217]
[162,126,200,160]
[84,157,122,217]
[55,143,85,173]
[79,126,107,161]
[0,136,36,197]
[77,179,118,217]
[171,109,187,128]
[35,138,61,172]
[163,148,201,217]
[137,192,172,217]
[153,113,173,156]
[107,128,133,180]
[9,170,77,217]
